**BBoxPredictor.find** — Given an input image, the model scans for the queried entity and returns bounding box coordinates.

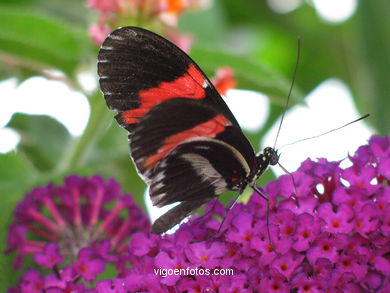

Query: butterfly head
[251,147,279,185]
[263,147,279,166]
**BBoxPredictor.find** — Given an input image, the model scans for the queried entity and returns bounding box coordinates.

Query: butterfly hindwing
[151,199,212,234]
[149,138,251,207]
[98,26,240,134]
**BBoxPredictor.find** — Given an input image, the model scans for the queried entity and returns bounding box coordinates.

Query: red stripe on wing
[121,64,206,124]
[144,115,230,170]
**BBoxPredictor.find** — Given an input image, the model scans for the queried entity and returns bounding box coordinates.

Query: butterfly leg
[188,199,220,227]
[190,191,243,243]
[278,162,297,195]
[252,186,275,249]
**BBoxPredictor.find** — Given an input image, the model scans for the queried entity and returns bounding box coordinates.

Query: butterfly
[97,26,279,234]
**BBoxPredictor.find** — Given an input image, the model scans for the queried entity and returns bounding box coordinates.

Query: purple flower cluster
[7,136,390,292]
[6,175,150,292]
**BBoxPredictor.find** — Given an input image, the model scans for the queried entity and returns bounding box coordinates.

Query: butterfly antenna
[279,114,370,150]
[273,36,301,150]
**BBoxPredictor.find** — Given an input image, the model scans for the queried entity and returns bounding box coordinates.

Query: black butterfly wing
[130,98,256,183]
[149,138,251,206]
[97,26,240,134]
[148,137,251,233]
[151,200,212,234]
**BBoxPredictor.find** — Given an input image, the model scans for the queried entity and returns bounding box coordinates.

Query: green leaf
[90,121,130,163]
[0,191,25,291]
[351,0,390,134]
[7,114,72,172]
[0,7,88,77]
[0,192,24,291]
[0,152,36,195]
[179,0,227,45]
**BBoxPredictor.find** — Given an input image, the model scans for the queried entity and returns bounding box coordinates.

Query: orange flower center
[243,233,252,241]
[332,220,340,228]
[284,226,293,235]
[280,263,289,271]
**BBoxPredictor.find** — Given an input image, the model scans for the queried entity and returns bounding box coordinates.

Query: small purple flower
[219,273,252,293]
[335,252,368,280]
[362,271,384,291]
[291,272,325,293]
[9,266,85,292]
[18,270,44,292]
[380,204,390,237]
[312,258,333,280]
[369,136,390,159]
[128,232,161,256]
[33,243,63,269]
[332,185,367,207]
[260,269,289,292]
[378,157,390,179]
[44,273,67,290]
[124,273,166,293]
[272,251,304,280]
[185,241,226,269]
[293,213,320,251]
[154,249,196,286]
[317,202,354,234]
[225,211,257,253]
[342,165,379,193]
[73,247,105,281]
[337,234,372,260]
[371,248,390,275]
[354,202,379,236]
[250,224,278,265]
[278,194,318,215]
[270,209,296,253]
[307,233,339,264]
[263,173,295,200]
[94,278,127,293]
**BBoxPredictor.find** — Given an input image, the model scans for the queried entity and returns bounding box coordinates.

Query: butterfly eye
[269,149,279,166]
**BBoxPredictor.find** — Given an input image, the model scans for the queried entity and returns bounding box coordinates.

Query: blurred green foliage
[0,0,388,290]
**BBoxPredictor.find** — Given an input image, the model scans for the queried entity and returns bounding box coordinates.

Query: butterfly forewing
[151,200,212,234]
[98,26,240,134]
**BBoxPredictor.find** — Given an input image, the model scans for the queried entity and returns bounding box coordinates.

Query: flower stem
[60,90,111,172]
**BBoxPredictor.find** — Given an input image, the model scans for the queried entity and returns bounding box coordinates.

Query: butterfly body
[98,26,278,234]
